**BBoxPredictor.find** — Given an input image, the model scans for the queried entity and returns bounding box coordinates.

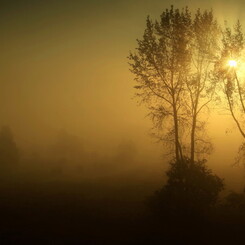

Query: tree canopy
[129,6,220,162]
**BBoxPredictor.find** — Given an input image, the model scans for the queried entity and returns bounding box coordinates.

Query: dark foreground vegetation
[1,160,245,245]
[0,126,245,244]
[2,3,245,244]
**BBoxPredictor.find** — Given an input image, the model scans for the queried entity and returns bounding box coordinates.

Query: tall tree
[186,10,220,163]
[0,126,19,173]
[215,21,245,162]
[128,6,192,161]
[129,6,219,161]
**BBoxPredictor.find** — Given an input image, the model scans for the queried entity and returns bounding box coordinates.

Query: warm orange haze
[1,0,245,244]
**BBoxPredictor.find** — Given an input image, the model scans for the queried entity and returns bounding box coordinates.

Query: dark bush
[149,157,224,218]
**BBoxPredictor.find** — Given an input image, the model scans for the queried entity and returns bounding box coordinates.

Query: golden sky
[1,0,245,188]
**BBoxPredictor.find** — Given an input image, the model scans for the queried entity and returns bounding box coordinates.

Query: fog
[1,1,245,243]
[0,0,244,189]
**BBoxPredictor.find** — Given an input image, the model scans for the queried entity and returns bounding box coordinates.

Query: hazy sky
[1,0,245,188]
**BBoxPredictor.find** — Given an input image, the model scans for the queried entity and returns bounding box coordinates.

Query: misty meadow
[2,1,245,244]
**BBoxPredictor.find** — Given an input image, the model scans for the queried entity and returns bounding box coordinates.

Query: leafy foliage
[128,6,192,160]
[214,21,245,164]
[129,6,220,161]
[149,158,224,217]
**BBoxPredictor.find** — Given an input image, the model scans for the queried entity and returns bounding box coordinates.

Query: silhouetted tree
[187,10,220,163]
[129,6,220,162]
[149,158,224,218]
[219,191,245,222]
[214,21,245,163]
[128,6,192,161]
[51,130,84,162]
[0,126,19,173]
[225,191,245,210]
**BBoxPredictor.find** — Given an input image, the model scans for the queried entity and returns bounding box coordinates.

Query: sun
[228,60,237,67]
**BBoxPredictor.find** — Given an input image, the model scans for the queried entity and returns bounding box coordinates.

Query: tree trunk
[190,113,197,164]
[173,103,182,162]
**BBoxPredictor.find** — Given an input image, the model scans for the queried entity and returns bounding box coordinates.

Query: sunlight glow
[228,60,237,67]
